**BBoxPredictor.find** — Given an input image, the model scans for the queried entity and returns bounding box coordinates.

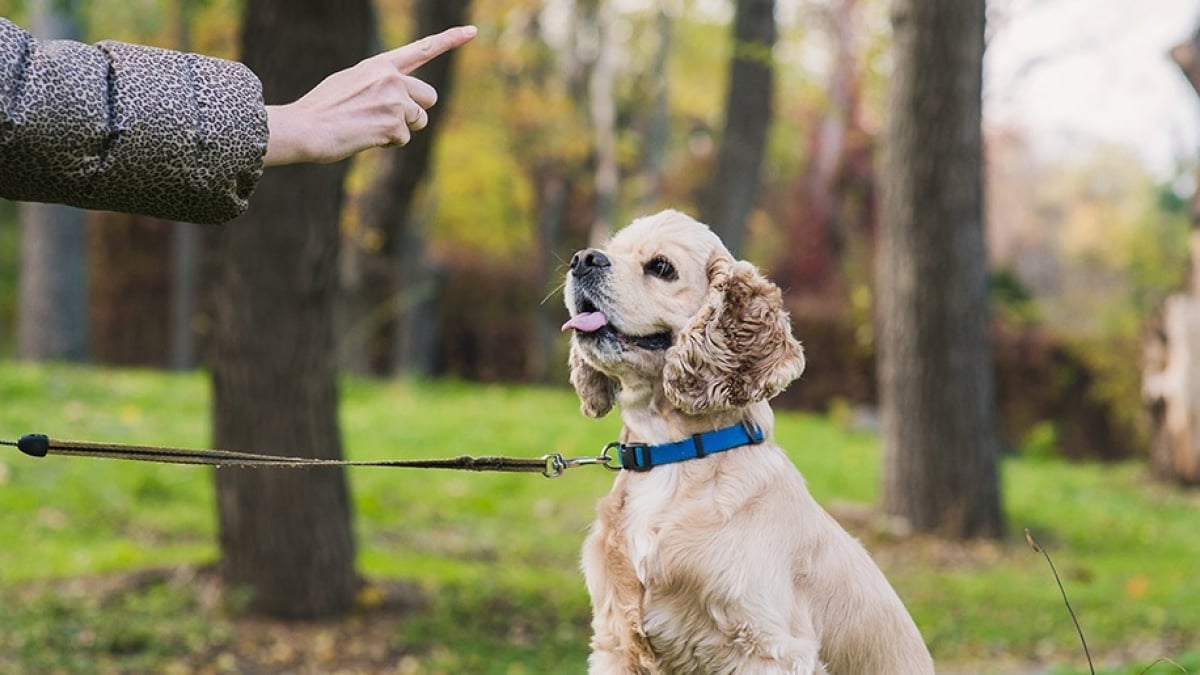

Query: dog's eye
[643,256,678,281]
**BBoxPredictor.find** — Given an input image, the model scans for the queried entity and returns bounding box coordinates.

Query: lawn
[0,361,1196,673]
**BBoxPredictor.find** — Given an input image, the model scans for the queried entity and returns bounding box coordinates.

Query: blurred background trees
[1,0,1198,612]
[346,0,473,378]
[1143,25,1200,486]
[16,0,89,363]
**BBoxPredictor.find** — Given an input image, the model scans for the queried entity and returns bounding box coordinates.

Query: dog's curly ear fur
[569,340,616,418]
[663,256,806,415]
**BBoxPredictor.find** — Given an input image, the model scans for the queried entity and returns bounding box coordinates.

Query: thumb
[384,25,478,74]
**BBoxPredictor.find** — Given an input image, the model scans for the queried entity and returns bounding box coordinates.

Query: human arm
[0,18,268,225]
[0,19,476,222]
[262,25,476,166]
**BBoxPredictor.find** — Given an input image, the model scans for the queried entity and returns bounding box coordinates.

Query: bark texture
[878,0,1004,538]
[700,0,776,257]
[211,0,370,618]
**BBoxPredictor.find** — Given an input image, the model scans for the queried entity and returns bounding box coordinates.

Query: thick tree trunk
[211,0,370,619]
[346,0,471,376]
[16,0,89,363]
[878,0,1003,538]
[700,0,776,257]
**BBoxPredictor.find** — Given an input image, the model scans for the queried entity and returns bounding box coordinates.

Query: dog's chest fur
[585,452,785,673]
[621,468,685,585]
[585,466,704,673]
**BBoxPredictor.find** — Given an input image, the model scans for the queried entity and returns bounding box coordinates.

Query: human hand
[263,25,477,166]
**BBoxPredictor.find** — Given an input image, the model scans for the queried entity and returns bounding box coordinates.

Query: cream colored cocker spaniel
[561,210,934,675]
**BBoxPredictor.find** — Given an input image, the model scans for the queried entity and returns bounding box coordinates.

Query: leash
[0,433,619,478]
[2,421,765,477]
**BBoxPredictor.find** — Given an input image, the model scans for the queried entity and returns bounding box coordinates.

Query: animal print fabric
[0,18,267,224]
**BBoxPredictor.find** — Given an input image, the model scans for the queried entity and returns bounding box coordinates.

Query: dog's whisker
[541,281,566,306]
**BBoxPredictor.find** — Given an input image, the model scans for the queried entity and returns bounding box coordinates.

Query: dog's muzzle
[562,247,672,351]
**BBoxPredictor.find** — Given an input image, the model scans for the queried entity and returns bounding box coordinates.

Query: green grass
[0,361,1198,673]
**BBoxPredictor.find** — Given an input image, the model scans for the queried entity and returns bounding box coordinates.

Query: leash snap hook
[594,442,622,472]
[540,443,621,478]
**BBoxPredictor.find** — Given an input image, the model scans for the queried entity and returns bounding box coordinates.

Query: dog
[561,210,934,674]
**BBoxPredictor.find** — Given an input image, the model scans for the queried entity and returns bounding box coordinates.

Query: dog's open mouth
[562,299,672,351]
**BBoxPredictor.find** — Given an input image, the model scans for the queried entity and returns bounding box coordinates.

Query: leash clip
[540,443,621,478]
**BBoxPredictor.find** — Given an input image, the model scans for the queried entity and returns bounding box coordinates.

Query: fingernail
[462,25,478,38]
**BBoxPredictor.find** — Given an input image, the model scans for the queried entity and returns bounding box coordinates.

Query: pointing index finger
[386,25,478,74]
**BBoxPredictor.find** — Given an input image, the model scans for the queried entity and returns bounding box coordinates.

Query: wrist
[264,104,315,166]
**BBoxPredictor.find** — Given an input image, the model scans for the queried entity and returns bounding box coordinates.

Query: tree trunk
[700,0,776,257]
[169,221,199,369]
[1142,28,1200,485]
[211,0,370,619]
[16,0,89,363]
[87,213,172,366]
[508,9,586,384]
[635,7,673,213]
[877,0,1003,539]
[1143,290,1200,485]
[585,0,618,246]
[169,0,199,371]
[526,167,571,382]
[345,0,471,376]
[17,203,89,361]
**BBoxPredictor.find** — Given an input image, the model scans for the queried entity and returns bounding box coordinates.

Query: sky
[984,0,1200,176]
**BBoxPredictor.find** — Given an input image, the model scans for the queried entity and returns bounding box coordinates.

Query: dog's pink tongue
[562,311,608,333]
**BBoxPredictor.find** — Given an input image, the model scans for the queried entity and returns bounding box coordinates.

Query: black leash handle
[1,433,562,475]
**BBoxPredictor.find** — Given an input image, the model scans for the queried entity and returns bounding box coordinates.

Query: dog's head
[562,210,805,418]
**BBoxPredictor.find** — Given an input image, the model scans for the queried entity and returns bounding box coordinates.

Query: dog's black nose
[570,249,611,278]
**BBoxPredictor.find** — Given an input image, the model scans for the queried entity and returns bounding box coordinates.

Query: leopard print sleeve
[0,18,268,225]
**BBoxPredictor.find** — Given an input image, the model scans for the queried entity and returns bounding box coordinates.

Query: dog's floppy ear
[569,340,616,418]
[663,256,805,414]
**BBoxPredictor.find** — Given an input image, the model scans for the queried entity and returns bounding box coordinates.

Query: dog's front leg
[587,625,659,675]
[584,488,660,674]
[585,568,660,674]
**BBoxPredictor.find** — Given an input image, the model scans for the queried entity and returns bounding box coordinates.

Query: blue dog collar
[615,421,765,472]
